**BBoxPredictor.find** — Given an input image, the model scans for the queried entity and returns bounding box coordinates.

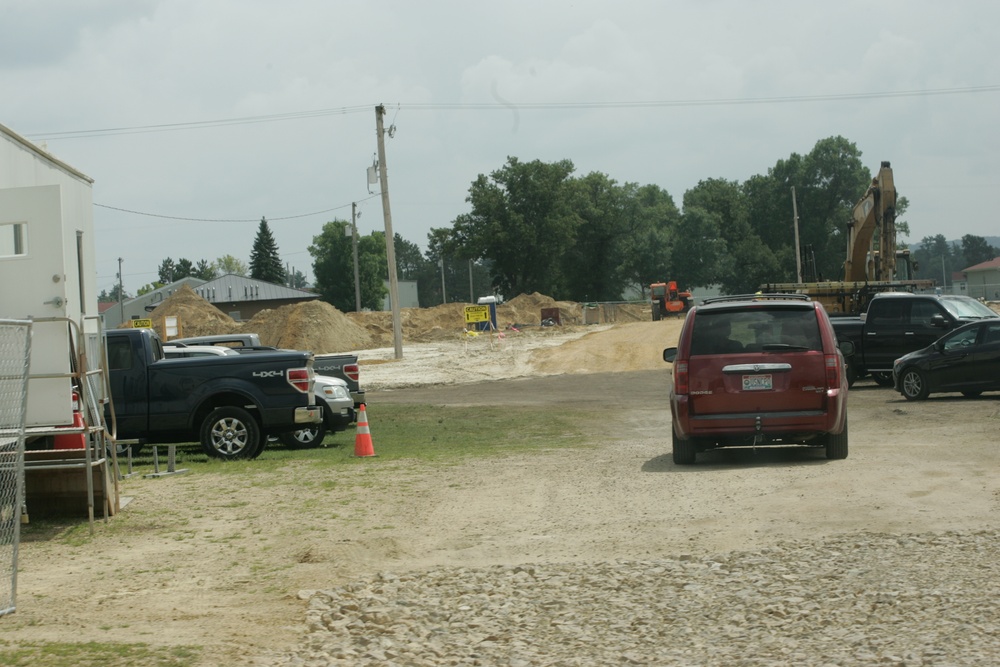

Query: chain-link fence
[0,319,32,617]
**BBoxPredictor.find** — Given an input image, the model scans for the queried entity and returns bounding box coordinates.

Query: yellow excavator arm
[844,161,896,282]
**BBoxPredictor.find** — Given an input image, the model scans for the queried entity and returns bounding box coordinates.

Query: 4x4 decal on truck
[253,370,285,378]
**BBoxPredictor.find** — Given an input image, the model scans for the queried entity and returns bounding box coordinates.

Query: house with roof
[961,257,1000,300]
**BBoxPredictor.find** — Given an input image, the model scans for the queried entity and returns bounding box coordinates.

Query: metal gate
[0,319,32,616]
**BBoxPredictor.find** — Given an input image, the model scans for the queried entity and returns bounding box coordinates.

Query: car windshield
[690,307,820,355]
[941,298,998,319]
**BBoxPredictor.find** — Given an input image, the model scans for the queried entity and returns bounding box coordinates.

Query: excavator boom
[844,161,896,282]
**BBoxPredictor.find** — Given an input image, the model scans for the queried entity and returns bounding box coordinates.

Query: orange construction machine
[650,281,692,320]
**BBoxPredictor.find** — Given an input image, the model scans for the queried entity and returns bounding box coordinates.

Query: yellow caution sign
[130,319,153,328]
[464,305,490,324]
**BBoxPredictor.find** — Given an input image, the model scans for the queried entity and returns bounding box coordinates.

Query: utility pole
[468,258,474,302]
[351,202,361,312]
[791,186,802,283]
[117,257,125,325]
[438,258,447,304]
[376,104,403,359]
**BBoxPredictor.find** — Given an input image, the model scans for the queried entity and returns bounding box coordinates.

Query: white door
[0,185,73,427]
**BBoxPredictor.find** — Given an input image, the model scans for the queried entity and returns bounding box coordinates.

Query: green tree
[157,258,176,283]
[310,220,386,311]
[616,183,680,295]
[249,217,286,284]
[913,234,957,287]
[175,258,194,280]
[98,285,131,303]
[668,207,726,289]
[452,157,579,298]
[961,234,999,268]
[394,234,426,281]
[136,282,164,296]
[193,259,217,280]
[216,254,248,276]
[287,269,308,289]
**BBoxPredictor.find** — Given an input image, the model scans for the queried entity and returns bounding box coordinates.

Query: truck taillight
[674,360,689,394]
[344,363,359,382]
[287,368,312,393]
[825,354,840,389]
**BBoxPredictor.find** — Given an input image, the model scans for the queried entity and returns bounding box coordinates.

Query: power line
[23,85,1000,140]
[94,194,380,223]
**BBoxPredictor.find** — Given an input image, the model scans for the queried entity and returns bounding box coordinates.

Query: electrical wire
[94,194,381,224]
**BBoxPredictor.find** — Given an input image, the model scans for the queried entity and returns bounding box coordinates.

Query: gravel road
[256,369,1000,666]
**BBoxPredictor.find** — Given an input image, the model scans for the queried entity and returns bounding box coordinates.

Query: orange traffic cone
[54,392,87,450]
[353,404,376,457]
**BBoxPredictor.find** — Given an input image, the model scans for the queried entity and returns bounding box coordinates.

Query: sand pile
[147,285,239,337]
[246,301,373,353]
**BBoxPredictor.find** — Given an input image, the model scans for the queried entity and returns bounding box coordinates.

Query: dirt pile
[147,285,372,354]
[146,285,651,352]
[248,301,373,353]
[146,285,239,337]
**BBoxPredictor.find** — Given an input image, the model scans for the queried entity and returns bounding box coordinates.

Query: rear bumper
[672,390,846,440]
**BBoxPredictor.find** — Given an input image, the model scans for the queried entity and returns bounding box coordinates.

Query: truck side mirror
[930,314,947,328]
[838,340,855,357]
[663,347,678,363]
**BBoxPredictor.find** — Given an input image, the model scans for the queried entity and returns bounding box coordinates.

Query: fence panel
[0,319,32,617]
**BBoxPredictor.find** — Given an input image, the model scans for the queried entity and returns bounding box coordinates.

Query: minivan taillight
[824,354,840,389]
[674,360,689,395]
[287,368,312,393]
[343,363,360,383]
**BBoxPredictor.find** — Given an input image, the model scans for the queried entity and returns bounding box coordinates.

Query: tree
[98,285,131,303]
[309,220,386,311]
[452,157,580,298]
[287,269,308,289]
[193,259,217,281]
[960,234,999,268]
[216,254,248,277]
[616,183,681,295]
[136,282,163,296]
[249,217,286,284]
[157,258,176,284]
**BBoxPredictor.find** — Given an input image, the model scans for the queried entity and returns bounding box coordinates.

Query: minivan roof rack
[702,293,811,305]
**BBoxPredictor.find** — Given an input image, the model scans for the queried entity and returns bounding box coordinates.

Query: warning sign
[129,319,153,328]
[464,305,490,324]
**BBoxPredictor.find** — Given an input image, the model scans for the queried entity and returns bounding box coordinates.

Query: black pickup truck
[831,293,999,386]
[169,333,365,407]
[105,328,322,459]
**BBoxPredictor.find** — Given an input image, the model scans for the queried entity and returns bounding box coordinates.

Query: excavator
[760,161,932,314]
[650,280,692,320]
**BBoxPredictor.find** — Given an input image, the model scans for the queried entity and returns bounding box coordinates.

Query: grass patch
[108,402,597,473]
[0,640,198,667]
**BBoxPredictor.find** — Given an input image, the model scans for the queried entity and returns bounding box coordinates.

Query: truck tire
[279,420,328,449]
[672,429,696,465]
[200,406,261,460]
[899,368,929,401]
[871,371,894,387]
[824,417,849,460]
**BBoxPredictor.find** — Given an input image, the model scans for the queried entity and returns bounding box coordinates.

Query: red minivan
[662,294,849,464]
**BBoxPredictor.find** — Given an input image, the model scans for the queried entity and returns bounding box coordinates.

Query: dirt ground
[6,301,1000,665]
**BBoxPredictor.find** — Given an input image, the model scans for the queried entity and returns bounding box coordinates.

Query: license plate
[742,374,772,391]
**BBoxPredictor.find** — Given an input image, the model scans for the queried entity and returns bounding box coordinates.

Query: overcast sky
[3,0,999,296]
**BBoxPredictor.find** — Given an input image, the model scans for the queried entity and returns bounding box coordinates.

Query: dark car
[892,319,1000,400]
[662,294,849,464]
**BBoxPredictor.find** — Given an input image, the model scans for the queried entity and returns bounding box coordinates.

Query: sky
[3,0,999,296]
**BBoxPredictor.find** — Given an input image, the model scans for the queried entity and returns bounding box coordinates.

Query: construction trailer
[0,122,118,525]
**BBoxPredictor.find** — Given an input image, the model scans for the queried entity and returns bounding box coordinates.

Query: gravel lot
[7,321,1000,666]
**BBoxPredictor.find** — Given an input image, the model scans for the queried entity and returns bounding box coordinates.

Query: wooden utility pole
[791,187,802,283]
[375,105,403,359]
[351,202,361,312]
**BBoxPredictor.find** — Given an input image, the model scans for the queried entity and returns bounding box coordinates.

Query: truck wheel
[200,406,261,460]
[672,429,696,465]
[279,420,328,449]
[871,371,894,387]
[824,417,849,460]
[899,368,929,401]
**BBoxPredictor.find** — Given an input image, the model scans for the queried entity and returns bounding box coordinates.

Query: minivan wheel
[824,417,848,460]
[672,429,696,465]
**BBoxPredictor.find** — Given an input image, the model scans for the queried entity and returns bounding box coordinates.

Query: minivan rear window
[690,308,821,355]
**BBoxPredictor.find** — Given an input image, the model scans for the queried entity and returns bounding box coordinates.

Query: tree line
[103,135,999,308]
